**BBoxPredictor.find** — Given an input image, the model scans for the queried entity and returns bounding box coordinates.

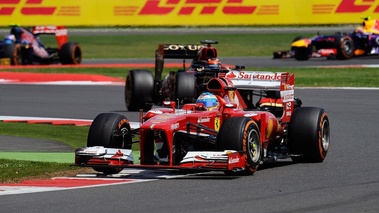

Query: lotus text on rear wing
[164,44,204,51]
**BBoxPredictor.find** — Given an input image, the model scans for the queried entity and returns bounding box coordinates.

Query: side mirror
[163,101,176,109]
[224,102,237,108]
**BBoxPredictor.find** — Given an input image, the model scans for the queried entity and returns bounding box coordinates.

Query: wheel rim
[247,129,260,162]
[342,40,353,55]
[321,119,330,151]
[111,119,131,148]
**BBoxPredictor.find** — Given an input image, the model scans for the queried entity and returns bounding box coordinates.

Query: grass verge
[0,159,93,184]
[0,123,89,183]
[39,33,315,58]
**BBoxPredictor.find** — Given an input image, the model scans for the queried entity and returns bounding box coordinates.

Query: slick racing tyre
[217,117,262,175]
[59,42,82,64]
[292,46,311,61]
[335,36,354,60]
[174,71,196,103]
[87,113,132,174]
[2,43,22,65]
[124,69,154,111]
[288,107,330,163]
[291,36,311,61]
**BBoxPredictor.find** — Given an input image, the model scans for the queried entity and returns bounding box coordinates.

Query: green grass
[0,122,88,149]
[0,122,140,183]
[0,122,88,183]
[0,159,88,183]
[39,33,314,58]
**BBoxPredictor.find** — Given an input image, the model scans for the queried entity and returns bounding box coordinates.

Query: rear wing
[279,73,295,123]
[155,44,204,81]
[32,26,68,49]
[224,71,294,122]
[225,71,283,90]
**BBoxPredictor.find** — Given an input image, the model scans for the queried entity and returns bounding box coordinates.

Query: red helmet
[199,47,218,60]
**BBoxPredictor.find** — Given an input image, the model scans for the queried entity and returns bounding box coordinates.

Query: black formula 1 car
[273,19,379,60]
[74,71,330,175]
[0,25,81,65]
[124,40,244,111]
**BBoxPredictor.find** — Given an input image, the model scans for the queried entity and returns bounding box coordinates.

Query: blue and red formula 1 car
[273,18,379,60]
[0,25,81,65]
[74,70,330,176]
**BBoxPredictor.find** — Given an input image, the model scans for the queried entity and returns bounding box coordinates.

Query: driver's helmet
[196,92,219,111]
[4,34,15,44]
[207,58,220,69]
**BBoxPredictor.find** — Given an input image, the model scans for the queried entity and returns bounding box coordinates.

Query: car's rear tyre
[335,36,354,60]
[175,71,196,103]
[2,43,22,65]
[125,69,154,111]
[59,42,82,64]
[87,113,132,174]
[288,107,330,163]
[217,117,262,175]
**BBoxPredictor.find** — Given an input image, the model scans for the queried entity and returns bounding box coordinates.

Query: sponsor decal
[318,49,337,56]
[335,0,379,13]
[280,90,294,102]
[244,113,258,117]
[139,0,257,15]
[214,117,220,132]
[313,0,379,14]
[171,122,179,130]
[198,117,210,123]
[0,0,79,16]
[164,44,203,51]
[225,71,236,78]
[318,37,336,42]
[284,101,292,116]
[226,71,281,81]
[229,156,240,164]
[5,0,379,26]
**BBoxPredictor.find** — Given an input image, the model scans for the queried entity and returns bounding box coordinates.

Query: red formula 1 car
[74,71,330,175]
[124,40,242,112]
[0,25,81,65]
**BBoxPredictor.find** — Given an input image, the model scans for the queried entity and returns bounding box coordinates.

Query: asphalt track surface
[1,58,379,213]
[1,28,379,212]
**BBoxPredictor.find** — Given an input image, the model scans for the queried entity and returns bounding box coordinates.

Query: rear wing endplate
[224,71,295,122]
[32,26,68,49]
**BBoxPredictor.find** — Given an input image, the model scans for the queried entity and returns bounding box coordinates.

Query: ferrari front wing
[74,147,247,172]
